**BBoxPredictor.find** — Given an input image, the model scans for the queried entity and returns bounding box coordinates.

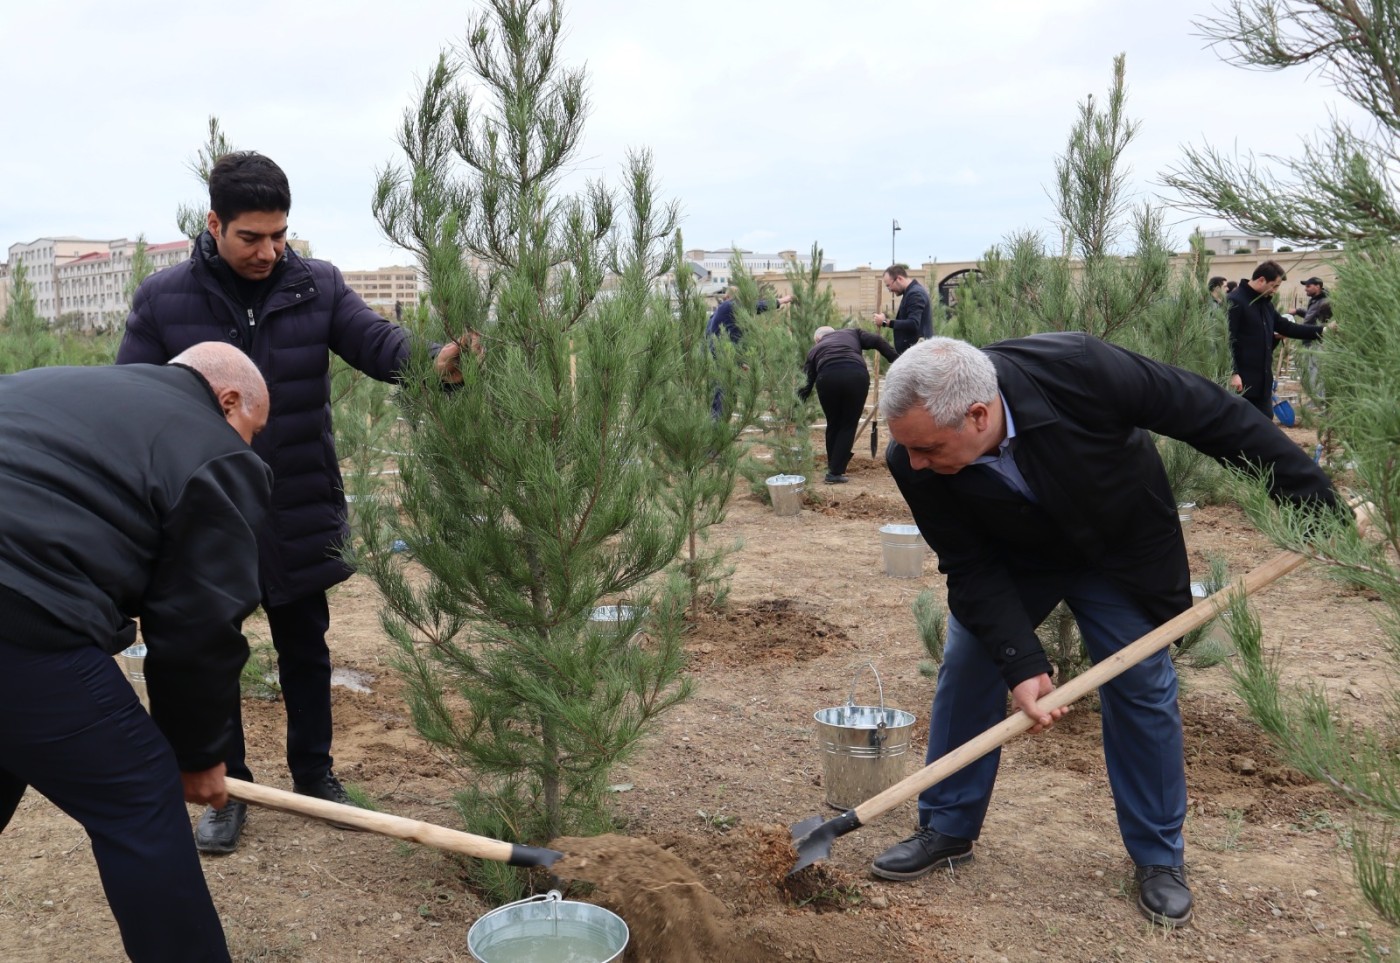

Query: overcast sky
[0,0,1364,273]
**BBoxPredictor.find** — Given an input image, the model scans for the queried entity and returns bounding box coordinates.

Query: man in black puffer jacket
[118,151,464,854]
[0,343,270,962]
[1226,260,1323,418]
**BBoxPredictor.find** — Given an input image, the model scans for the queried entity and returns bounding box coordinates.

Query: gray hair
[170,342,268,414]
[879,337,998,428]
[813,326,835,343]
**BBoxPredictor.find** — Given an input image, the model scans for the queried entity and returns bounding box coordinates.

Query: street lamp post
[891,219,901,266]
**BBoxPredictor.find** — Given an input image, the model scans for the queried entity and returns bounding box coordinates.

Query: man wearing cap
[1225,260,1324,419]
[1292,277,1333,326]
[1292,277,1334,403]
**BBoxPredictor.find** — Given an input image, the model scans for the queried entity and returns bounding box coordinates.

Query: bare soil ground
[1,419,1393,962]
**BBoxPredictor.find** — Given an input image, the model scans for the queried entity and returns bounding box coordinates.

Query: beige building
[56,239,192,331]
[755,250,1339,321]
[7,237,122,323]
[342,265,423,319]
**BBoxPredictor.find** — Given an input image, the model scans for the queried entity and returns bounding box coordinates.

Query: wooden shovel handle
[851,547,1309,826]
[227,777,520,863]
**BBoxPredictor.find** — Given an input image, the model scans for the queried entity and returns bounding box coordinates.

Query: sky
[0,0,1366,273]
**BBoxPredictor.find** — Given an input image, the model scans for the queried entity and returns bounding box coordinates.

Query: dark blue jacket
[118,233,413,606]
[704,298,774,347]
[890,279,933,355]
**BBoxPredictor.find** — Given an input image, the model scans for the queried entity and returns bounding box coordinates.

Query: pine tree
[1169,2,1400,946]
[951,55,1230,505]
[736,248,834,490]
[355,0,692,899]
[0,260,60,373]
[176,116,234,241]
[649,235,759,612]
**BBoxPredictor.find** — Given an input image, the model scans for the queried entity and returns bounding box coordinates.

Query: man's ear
[207,210,221,236]
[217,387,242,416]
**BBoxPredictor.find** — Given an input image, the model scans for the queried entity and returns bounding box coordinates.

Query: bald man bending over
[0,342,271,963]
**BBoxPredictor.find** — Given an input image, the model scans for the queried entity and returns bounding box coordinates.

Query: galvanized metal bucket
[765,474,805,517]
[467,889,628,963]
[879,523,926,579]
[813,663,917,810]
[587,605,644,641]
[1177,502,1196,535]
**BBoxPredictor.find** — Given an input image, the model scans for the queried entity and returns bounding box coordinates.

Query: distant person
[1291,277,1332,326]
[798,325,897,483]
[705,287,793,417]
[1225,280,1238,294]
[0,344,271,962]
[870,333,1339,929]
[874,265,932,355]
[1226,261,1324,419]
[118,151,465,855]
[704,287,794,347]
[1291,277,1335,403]
[1208,276,1227,305]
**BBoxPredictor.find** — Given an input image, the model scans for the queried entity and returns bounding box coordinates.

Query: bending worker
[0,343,271,962]
[871,333,1338,929]
[799,325,897,484]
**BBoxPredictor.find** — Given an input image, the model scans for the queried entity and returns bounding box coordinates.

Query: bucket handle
[845,661,891,747]
[845,660,887,713]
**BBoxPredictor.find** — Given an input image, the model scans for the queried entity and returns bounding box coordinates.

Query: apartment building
[683,248,836,290]
[1199,229,1275,257]
[56,239,192,330]
[6,237,121,323]
[342,265,422,319]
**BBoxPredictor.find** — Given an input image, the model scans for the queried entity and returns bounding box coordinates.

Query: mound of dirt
[685,598,846,669]
[551,833,768,962]
[812,489,909,521]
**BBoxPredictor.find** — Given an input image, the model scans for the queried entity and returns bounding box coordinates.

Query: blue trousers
[226,591,334,785]
[0,637,230,962]
[918,572,1186,867]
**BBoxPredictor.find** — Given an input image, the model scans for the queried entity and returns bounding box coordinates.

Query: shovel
[789,543,1323,873]
[1272,342,1296,426]
[227,777,563,868]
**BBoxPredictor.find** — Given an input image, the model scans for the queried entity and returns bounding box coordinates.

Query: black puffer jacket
[118,234,413,605]
[0,363,269,770]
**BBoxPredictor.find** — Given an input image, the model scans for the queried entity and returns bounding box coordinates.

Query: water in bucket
[467,891,628,963]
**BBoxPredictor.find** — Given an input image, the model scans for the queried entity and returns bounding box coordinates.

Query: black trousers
[226,590,334,785]
[816,365,870,476]
[0,638,230,962]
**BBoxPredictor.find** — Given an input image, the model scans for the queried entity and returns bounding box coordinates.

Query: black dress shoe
[194,801,247,854]
[293,771,364,831]
[824,472,849,484]
[870,827,973,881]
[1136,864,1193,927]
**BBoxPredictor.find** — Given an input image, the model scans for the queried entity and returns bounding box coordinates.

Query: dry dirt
[1,418,1394,962]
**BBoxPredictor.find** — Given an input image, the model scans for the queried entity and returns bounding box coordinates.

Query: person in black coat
[117,152,464,854]
[873,264,932,355]
[869,333,1338,929]
[798,325,897,482]
[0,343,271,962]
[1226,260,1324,418]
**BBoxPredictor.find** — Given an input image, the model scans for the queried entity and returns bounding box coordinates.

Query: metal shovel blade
[789,810,861,875]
